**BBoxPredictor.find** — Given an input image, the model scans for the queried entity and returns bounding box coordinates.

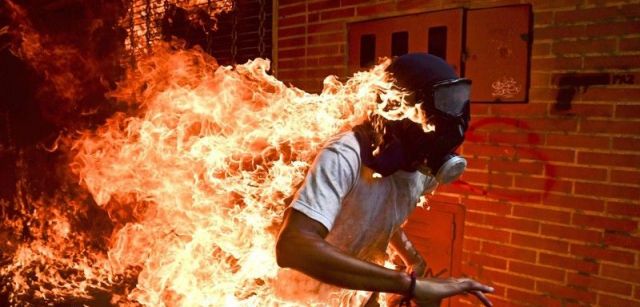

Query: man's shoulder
[324,131,360,154]
[315,131,362,172]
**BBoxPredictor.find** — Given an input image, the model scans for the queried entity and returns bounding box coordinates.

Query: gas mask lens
[432,78,471,117]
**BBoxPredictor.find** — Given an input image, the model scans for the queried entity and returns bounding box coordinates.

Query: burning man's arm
[389,229,427,277]
[276,208,412,294]
[276,209,494,306]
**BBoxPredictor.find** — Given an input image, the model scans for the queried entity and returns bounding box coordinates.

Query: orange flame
[67,43,421,305]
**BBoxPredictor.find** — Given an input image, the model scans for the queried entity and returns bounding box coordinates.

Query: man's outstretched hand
[414,277,494,307]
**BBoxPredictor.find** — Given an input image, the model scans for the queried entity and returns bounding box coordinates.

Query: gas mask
[405,78,471,184]
[353,53,471,182]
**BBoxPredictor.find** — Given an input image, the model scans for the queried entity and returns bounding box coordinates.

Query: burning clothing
[276,132,436,304]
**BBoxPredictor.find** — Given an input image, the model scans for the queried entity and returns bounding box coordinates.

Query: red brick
[308,12,319,23]
[356,3,395,16]
[544,194,605,212]
[604,233,640,250]
[601,264,640,284]
[306,67,344,78]
[340,0,370,5]
[611,169,640,185]
[307,0,337,11]
[513,205,571,224]
[278,25,306,38]
[522,118,579,132]
[279,36,306,48]
[307,32,343,45]
[482,242,537,262]
[598,294,639,307]
[514,176,573,194]
[464,238,482,252]
[577,152,640,168]
[534,25,586,40]
[554,6,620,24]
[319,7,354,21]
[468,253,507,269]
[512,233,569,253]
[464,198,512,216]
[307,21,343,34]
[509,261,565,282]
[532,42,551,56]
[517,147,576,163]
[489,160,544,175]
[278,48,305,58]
[566,103,614,117]
[462,143,517,157]
[571,244,635,264]
[541,223,603,242]
[612,137,640,151]
[575,181,640,200]
[586,20,640,37]
[531,72,551,87]
[396,0,442,11]
[619,3,640,18]
[483,187,543,204]
[544,164,607,181]
[572,213,637,232]
[531,57,583,71]
[581,88,640,102]
[278,14,306,27]
[465,225,511,243]
[584,55,640,70]
[507,288,560,306]
[552,38,617,55]
[580,119,640,135]
[484,268,535,289]
[465,157,488,170]
[530,0,580,9]
[568,273,632,296]
[460,170,513,187]
[278,3,306,17]
[546,134,610,149]
[279,59,304,69]
[466,211,486,224]
[485,215,540,233]
[278,69,307,80]
[539,253,599,273]
[534,11,553,26]
[307,55,344,67]
[307,44,342,56]
[279,0,305,5]
[536,280,596,303]
[607,201,640,217]
[620,37,640,52]
[461,263,480,280]
[615,104,640,119]
[491,103,549,118]
[488,132,542,145]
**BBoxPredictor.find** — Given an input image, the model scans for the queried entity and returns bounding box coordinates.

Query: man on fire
[276,53,494,306]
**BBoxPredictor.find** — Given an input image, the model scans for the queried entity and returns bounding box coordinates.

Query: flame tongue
[3,36,422,304]
[71,44,421,305]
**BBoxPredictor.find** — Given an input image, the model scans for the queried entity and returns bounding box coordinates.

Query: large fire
[1,14,429,304]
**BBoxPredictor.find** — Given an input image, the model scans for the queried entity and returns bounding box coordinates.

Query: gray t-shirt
[276,132,437,305]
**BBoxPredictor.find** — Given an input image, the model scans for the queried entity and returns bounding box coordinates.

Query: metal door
[348,9,464,75]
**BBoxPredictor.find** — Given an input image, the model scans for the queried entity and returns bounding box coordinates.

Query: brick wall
[275,0,640,305]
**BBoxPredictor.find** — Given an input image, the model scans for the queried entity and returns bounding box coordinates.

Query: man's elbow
[275,233,295,268]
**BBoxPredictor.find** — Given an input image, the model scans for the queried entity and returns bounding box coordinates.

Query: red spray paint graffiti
[452,117,557,203]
